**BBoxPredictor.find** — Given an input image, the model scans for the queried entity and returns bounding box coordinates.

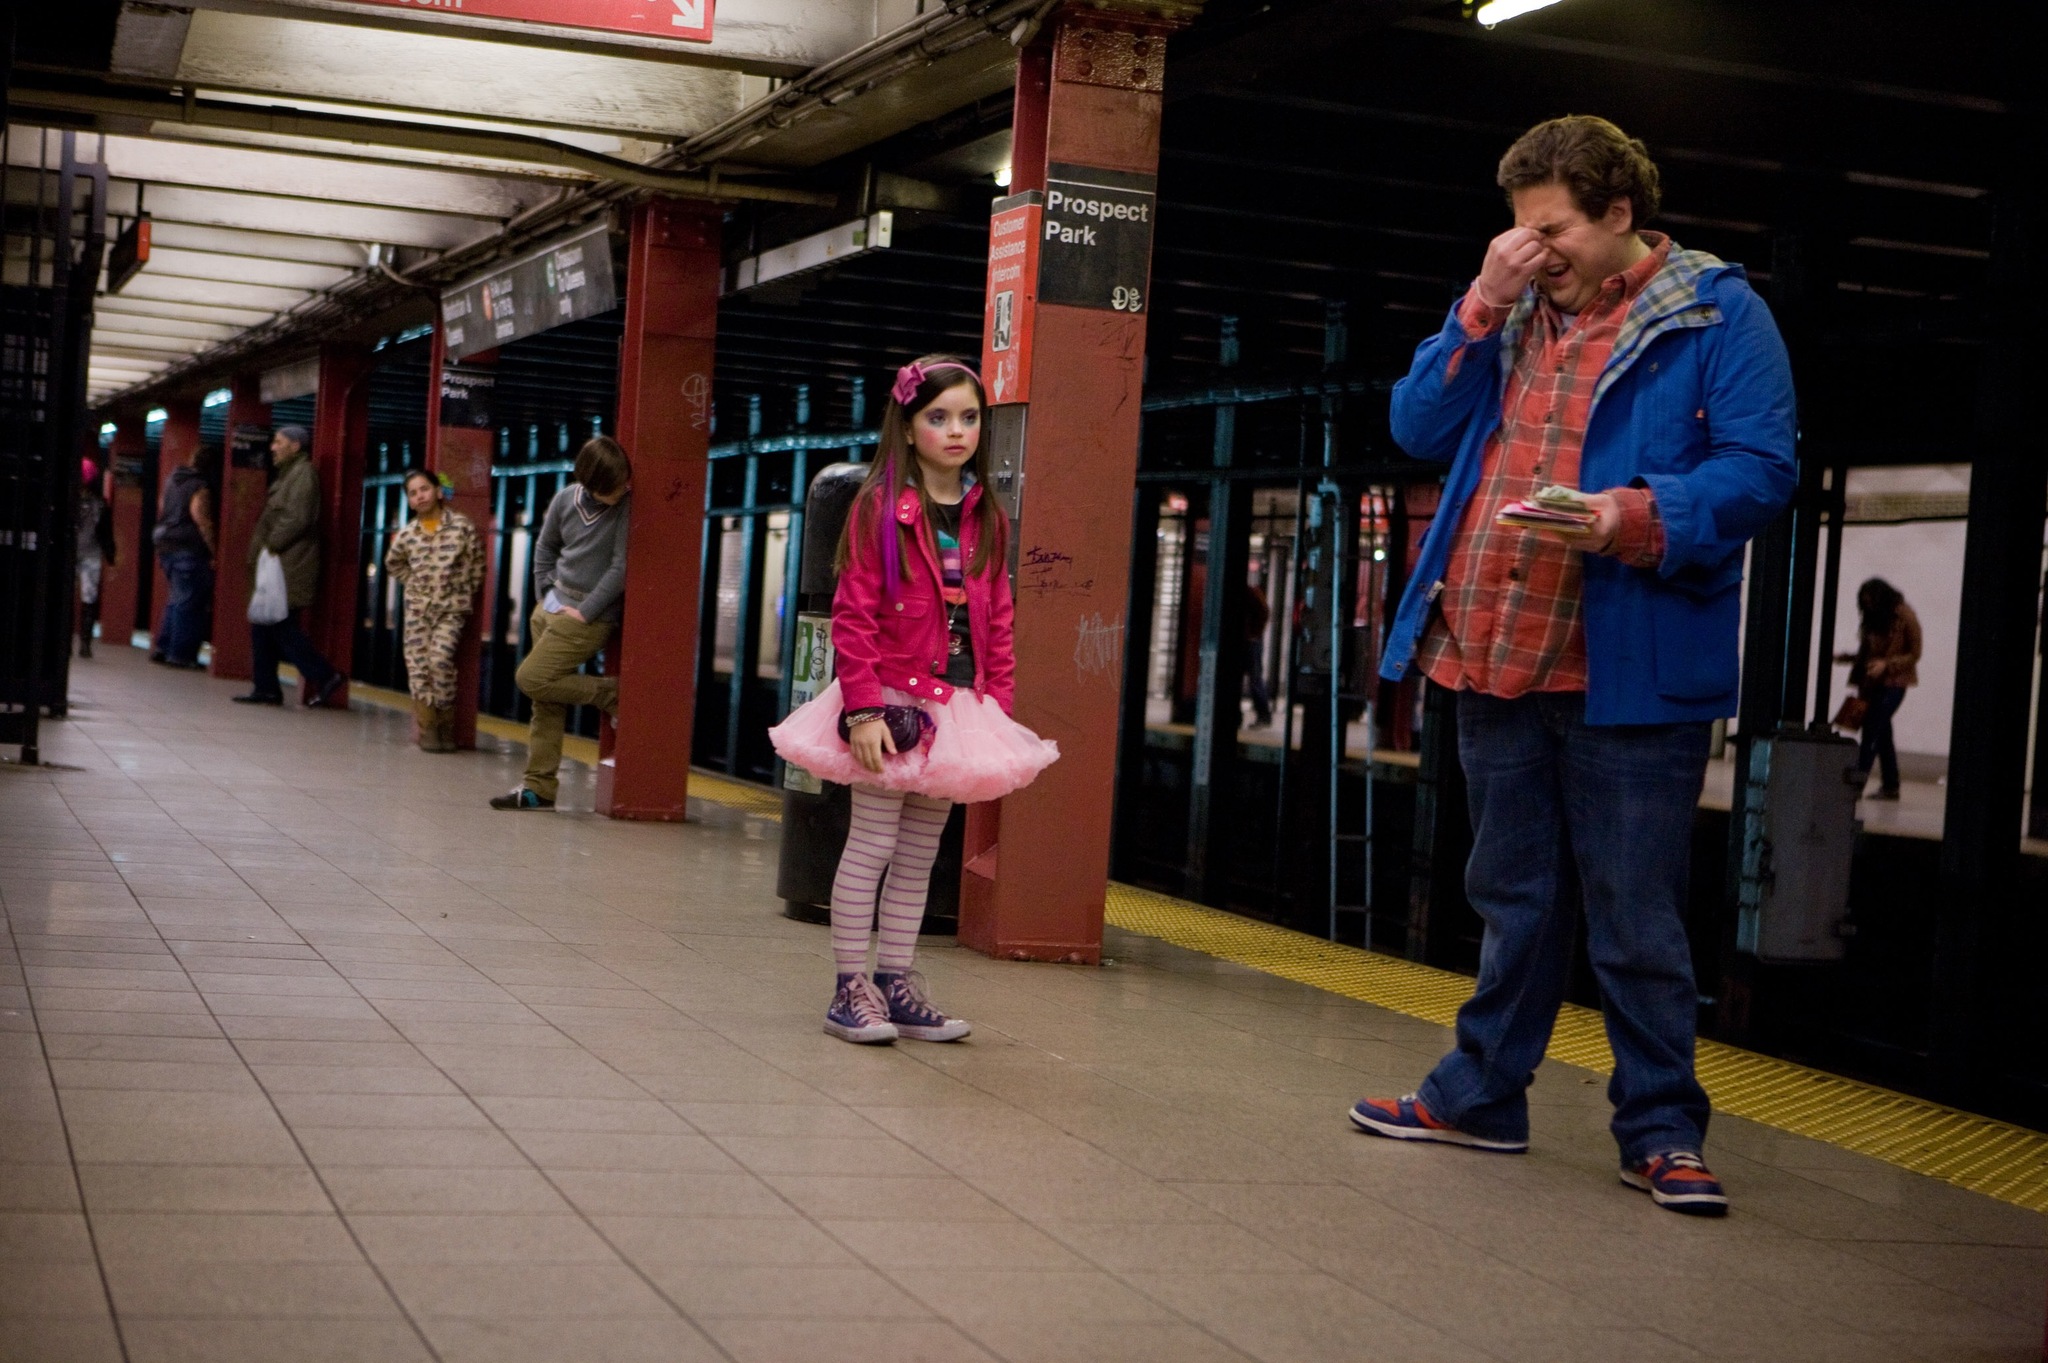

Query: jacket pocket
[1652,579,1741,701]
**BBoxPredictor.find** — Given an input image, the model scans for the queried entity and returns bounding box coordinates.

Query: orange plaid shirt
[1416,236,1670,699]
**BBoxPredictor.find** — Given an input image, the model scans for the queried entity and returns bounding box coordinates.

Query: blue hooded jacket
[1380,247,1798,725]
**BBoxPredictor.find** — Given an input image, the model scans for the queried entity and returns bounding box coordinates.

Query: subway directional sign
[440,222,617,362]
[334,0,713,43]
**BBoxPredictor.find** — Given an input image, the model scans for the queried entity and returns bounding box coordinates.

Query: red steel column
[211,376,270,680]
[423,329,498,750]
[959,7,1182,962]
[150,397,202,644]
[595,200,721,821]
[97,414,149,653]
[306,344,375,707]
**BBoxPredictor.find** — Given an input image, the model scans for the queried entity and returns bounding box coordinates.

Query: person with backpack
[151,444,218,670]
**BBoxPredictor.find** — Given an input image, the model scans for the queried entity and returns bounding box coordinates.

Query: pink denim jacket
[833,483,1015,715]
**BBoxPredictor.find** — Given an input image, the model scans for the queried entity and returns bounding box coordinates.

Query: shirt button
[894,602,904,611]
[1508,568,1522,581]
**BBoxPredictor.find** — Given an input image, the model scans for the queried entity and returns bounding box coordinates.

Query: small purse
[838,705,934,754]
[1830,695,1868,732]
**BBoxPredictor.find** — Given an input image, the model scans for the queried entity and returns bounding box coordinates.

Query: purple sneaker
[1347,1094,1528,1152]
[875,971,970,1042]
[1621,1150,1729,1216]
[824,974,897,1044]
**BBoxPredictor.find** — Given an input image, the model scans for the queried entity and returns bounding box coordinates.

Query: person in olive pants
[491,438,631,810]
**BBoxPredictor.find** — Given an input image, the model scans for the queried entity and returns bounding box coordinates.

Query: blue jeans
[156,551,214,665]
[1857,685,1906,792]
[250,609,337,700]
[1417,691,1713,1164]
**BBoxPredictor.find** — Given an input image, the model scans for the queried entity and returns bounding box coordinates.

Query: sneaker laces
[845,975,892,1028]
[1650,1151,1713,1178]
[885,971,946,1024]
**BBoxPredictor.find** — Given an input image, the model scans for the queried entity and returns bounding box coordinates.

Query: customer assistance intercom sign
[982,192,1043,406]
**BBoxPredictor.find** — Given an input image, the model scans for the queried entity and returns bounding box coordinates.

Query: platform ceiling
[5,0,2026,450]
[9,0,1020,405]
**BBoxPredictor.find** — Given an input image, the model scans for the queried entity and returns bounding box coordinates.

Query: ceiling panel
[138,247,356,292]
[111,273,317,314]
[178,10,745,140]
[139,184,493,250]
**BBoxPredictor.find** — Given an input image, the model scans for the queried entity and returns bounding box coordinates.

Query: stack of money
[1496,484,1597,535]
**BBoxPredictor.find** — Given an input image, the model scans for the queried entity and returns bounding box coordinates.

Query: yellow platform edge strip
[342,682,2048,1213]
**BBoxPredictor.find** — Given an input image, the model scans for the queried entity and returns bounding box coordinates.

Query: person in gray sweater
[492,437,632,809]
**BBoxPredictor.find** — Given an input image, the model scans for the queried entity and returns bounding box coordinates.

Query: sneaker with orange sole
[1621,1150,1729,1216]
[1347,1094,1528,1152]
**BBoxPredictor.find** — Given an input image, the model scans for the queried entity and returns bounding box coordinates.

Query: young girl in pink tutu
[768,355,1058,1045]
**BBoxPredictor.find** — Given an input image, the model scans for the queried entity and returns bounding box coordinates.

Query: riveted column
[305,344,375,707]
[210,376,270,680]
[423,328,498,750]
[150,397,202,645]
[96,414,149,654]
[960,3,1194,962]
[596,200,721,821]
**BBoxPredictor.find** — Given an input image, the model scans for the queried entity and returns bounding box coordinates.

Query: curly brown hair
[1497,115,1662,227]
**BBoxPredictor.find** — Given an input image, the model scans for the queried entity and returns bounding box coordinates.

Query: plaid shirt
[1416,235,1671,698]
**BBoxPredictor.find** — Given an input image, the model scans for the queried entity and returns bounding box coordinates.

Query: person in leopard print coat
[384,469,485,751]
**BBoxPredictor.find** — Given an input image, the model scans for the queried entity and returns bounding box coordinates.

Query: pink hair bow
[891,360,979,407]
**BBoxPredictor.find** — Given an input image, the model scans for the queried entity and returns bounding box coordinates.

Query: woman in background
[1838,577,1920,801]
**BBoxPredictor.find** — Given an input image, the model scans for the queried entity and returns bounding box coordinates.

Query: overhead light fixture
[203,388,231,408]
[99,423,117,437]
[725,213,893,296]
[1474,0,1566,26]
[146,408,167,424]
[994,164,1013,189]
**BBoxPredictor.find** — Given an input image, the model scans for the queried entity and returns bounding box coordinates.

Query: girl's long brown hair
[835,354,1004,585]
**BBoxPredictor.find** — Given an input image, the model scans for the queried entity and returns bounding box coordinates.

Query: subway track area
[0,647,2041,1363]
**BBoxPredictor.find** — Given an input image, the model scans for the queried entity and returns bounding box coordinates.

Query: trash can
[776,463,964,933]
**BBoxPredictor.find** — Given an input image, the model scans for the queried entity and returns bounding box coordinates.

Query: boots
[430,708,457,753]
[413,700,438,752]
[78,602,96,658]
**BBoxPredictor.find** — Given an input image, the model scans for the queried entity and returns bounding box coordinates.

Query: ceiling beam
[143,221,378,269]
[132,248,359,292]
[89,314,242,343]
[136,184,495,251]
[111,273,320,314]
[76,91,828,204]
[96,296,286,328]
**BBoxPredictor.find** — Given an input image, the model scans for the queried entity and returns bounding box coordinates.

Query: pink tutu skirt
[768,678,1059,804]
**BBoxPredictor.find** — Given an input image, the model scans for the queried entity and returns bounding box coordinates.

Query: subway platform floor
[1,648,2043,1363]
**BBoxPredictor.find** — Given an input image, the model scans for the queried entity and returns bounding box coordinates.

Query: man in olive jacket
[234,425,343,707]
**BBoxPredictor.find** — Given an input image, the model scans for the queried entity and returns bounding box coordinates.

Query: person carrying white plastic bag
[247,549,289,626]
[233,426,344,708]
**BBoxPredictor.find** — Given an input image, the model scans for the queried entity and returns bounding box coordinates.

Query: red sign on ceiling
[337,0,714,43]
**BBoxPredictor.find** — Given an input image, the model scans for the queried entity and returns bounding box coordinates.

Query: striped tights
[831,786,952,975]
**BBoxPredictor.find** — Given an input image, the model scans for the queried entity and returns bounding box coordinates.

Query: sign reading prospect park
[1037,162,1157,315]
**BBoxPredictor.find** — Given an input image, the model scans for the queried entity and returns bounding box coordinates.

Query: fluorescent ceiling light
[146,408,168,424]
[725,213,893,296]
[100,423,117,436]
[203,388,231,407]
[1475,0,1565,26]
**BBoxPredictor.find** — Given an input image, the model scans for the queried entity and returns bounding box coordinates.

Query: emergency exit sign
[335,0,714,43]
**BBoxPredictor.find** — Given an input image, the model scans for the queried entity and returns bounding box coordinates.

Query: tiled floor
[2,647,2043,1363]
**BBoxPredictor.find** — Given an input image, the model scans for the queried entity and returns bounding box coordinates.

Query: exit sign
[336,0,714,43]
